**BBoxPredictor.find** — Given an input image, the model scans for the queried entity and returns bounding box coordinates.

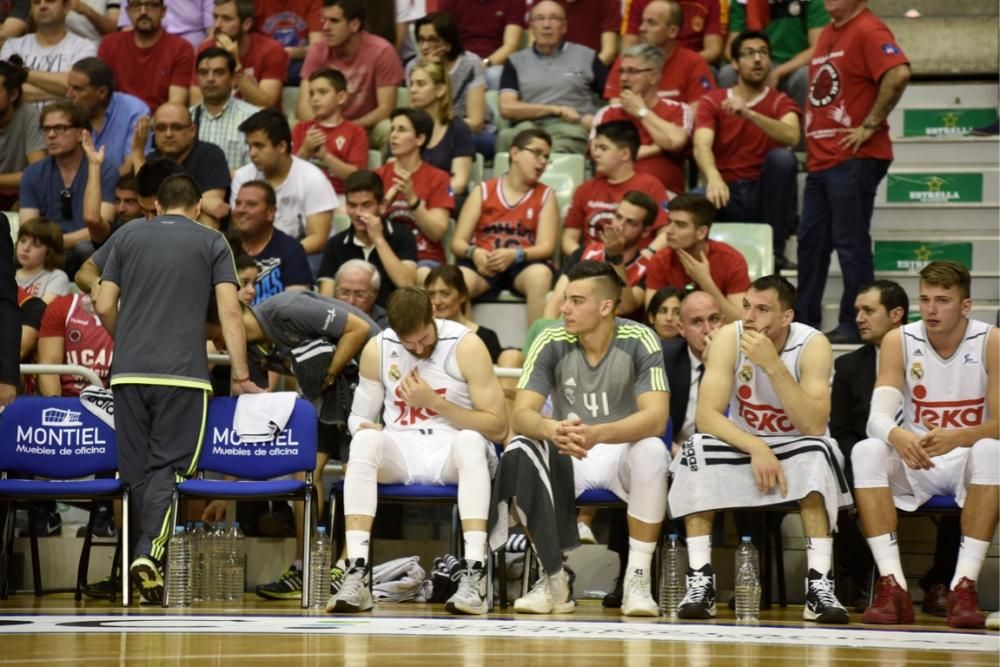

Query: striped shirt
[191,96,260,172]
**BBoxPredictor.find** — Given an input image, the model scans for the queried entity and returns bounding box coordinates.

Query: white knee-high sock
[867,532,905,585]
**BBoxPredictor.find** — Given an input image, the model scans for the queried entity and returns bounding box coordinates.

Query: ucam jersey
[901,319,992,433]
[729,321,827,436]
[378,318,472,432]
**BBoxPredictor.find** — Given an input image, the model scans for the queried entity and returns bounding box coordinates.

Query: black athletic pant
[114,384,208,563]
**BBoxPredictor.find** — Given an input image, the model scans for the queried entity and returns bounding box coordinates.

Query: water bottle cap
[668,533,679,541]
[174,526,185,534]
[233,521,240,528]
[195,521,204,528]
[741,536,752,542]
[316,526,327,535]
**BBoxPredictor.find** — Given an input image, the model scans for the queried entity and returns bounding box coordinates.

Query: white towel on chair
[234,392,297,442]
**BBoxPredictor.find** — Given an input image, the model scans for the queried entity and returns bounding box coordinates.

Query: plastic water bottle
[206,522,227,601]
[659,533,683,618]
[225,522,247,601]
[309,526,333,609]
[190,522,206,602]
[734,536,761,621]
[167,526,192,607]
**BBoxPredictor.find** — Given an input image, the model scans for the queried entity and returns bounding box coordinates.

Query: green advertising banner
[874,241,973,272]
[886,173,983,204]
[903,109,998,137]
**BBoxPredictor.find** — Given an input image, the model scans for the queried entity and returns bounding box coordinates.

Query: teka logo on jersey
[911,384,985,428]
[736,385,794,433]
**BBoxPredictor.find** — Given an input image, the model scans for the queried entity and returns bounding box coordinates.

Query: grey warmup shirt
[103,213,237,389]
[518,318,668,424]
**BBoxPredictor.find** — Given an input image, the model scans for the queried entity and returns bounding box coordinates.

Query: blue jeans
[717,147,798,254]
[795,158,890,333]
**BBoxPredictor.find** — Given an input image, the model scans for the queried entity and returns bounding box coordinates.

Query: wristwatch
[638,107,649,119]
[605,253,624,265]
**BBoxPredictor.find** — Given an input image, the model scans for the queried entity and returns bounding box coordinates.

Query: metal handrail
[207,353,525,379]
[20,363,103,387]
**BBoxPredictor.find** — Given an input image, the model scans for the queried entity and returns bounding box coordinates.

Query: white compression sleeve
[347,376,385,435]
[866,385,904,442]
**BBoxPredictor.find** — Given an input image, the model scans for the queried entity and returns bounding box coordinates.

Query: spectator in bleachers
[437,0,525,91]
[16,285,44,363]
[644,193,749,323]
[424,265,502,363]
[0,59,45,210]
[232,108,337,257]
[297,0,404,152]
[796,0,910,344]
[291,67,368,194]
[255,0,322,85]
[98,0,194,109]
[233,253,259,305]
[36,290,113,396]
[562,120,669,258]
[66,57,150,175]
[717,0,827,111]
[549,0,620,66]
[409,11,493,157]
[545,190,661,320]
[333,259,388,328]
[0,0,97,106]
[376,107,453,281]
[408,59,474,201]
[80,135,139,248]
[317,169,416,306]
[0,212,19,407]
[496,0,607,155]
[111,172,143,228]
[621,0,724,67]
[136,102,231,229]
[20,101,117,278]
[14,217,69,303]
[605,0,714,112]
[231,180,313,304]
[64,0,119,42]
[694,31,801,272]
[189,47,260,173]
[451,127,557,325]
[117,0,212,47]
[196,0,287,110]
[393,0,425,67]
[0,0,29,47]
[592,43,692,197]
[646,285,683,341]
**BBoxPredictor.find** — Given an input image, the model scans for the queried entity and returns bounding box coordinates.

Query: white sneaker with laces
[621,570,658,617]
[325,559,373,613]
[577,521,597,545]
[514,569,575,614]
[446,561,488,615]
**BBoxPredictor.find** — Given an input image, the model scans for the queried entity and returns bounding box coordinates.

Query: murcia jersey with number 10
[901,319,992,434]
[378,318,473,433]
[728,321,826,436]
[518,319,668,427]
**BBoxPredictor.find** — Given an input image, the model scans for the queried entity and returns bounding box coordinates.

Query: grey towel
[488,436,579,575]
[668,433,854,528]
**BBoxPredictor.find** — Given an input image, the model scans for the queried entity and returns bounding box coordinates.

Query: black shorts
[456,258,553,299]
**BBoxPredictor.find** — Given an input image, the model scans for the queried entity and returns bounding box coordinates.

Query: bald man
[132,103,231,228]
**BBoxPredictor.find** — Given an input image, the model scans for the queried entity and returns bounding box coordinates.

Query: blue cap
[741,536,752,542]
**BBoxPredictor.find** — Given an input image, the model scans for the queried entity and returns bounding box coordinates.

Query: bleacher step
[871,204,999,231]
[889,138,999,166]
[877,164,999,205]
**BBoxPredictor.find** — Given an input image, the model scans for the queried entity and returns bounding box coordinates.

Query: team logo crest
[563,377,576,405]
[335,136,346,150]
[739,365,753,382]
[808,63,841,108]
[68,329,82,343]
[910,362,924,380]
[388,364,401,381]
[882,43,901,55]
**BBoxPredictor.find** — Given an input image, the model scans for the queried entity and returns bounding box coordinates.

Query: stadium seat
[282,86,299,123]
[165,397,318,608]
[333,213,351,234]
[0,397,129,604]
[396,86,410,110]
[368,149,384,169]
[469,152,485,188]
[709,223,774,280]
[485,90,508,132]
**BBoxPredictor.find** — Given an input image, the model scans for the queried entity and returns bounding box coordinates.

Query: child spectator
[292,68,368,194]
[15,217,70,303]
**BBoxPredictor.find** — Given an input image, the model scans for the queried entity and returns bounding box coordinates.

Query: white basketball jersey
[379,318,472,432]
[901,319,992,434]
[728,321,826,436]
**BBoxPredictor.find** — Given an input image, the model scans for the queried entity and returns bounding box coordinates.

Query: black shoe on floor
[825,329,861,345]
[19,510,61,537]
[774,254,797,272]
[602,574,624,608]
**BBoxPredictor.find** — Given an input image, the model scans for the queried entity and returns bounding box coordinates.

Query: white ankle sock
[345,530,370,562]
[951,535,990,589]
[293,559,303,571]
[867,532,905,585]
[463,530,487,565]
[625,538,656,577]
[687,535,711,570]
[805,536,834,575]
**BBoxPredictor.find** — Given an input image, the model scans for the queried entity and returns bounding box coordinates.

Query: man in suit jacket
[0,212,20,407]
[831,279,960,615]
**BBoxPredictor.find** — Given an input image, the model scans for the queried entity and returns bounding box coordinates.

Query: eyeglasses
[531,15,566,23]
[520,146,550,164]
[130,1,163,11]
[40,124,77,135]
[336,289,373,300]
[60,189,72,221]
[738,48,770,59]
[153,122,192,133]
[620,67,654,77]
[416,35,444,45]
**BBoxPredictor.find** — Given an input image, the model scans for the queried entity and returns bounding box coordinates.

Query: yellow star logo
[941,112,960,128]
[926,176,945,192]
[914,245,933,262]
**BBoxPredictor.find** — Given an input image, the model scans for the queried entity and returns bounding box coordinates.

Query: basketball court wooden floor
[0,595,996,665]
